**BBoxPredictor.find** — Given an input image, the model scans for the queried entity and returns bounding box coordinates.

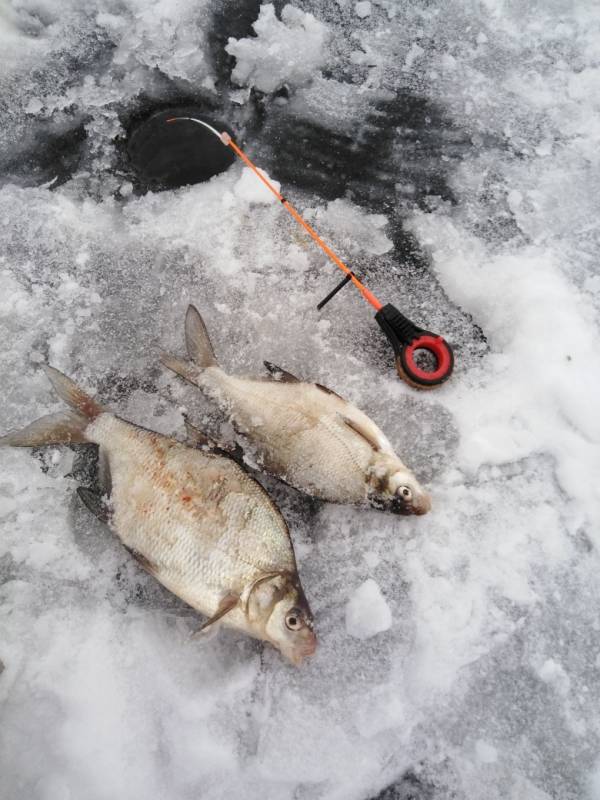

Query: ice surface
[1,1,600,799]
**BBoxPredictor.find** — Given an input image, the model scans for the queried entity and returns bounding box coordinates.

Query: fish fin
[315,382,345,401]
[185,305,218,368]
[0,410,90,447]
[160,353,201,385]
[193,621,222,642]
[341,415,381,452]
[193,593,239,636]
[77,487,111,524]
[263,361,300,383]
[124,546,159,577]
[43,366,104,419]
[98,450,112,496]
[183,416,218,450]
[183,416,246,466]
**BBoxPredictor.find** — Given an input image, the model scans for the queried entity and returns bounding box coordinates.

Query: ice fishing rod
[166,116,454,389]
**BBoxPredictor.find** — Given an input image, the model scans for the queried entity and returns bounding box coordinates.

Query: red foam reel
[400,334,454,386]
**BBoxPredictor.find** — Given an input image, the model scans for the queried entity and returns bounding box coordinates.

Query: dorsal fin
[315,382,345,401]
[341,415,381,452]
[263,361,300,383]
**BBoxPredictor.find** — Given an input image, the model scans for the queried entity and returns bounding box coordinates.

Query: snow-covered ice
[1,1,600,799]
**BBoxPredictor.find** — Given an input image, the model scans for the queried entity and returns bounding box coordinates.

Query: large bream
[0,367,316,665]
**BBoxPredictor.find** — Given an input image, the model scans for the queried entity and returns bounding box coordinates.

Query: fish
[0,366,316,666]
[161,305,431,515]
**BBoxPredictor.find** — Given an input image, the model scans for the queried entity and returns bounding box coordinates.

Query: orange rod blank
[166,117,383,312]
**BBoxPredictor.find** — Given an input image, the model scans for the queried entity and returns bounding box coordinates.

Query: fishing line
[166,116,454,389]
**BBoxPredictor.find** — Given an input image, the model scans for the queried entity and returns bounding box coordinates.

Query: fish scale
[205,371,375,501]
[87,414,295,619]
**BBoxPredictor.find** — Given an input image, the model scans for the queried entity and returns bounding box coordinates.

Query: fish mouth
[393,502,415,516]
[388,493,431,517]
[412,504,430,516]
[379,495,431,516]
[413,493,432,515]
[286,634,317,666]
[376,497,414,516]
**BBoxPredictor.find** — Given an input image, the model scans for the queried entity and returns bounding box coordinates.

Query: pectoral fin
[193,593,239,636]
[341,415,381,452]
[77,487,111,524]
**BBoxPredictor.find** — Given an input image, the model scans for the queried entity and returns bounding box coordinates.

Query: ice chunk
[233,166,281,205]
[475,739,498,763]
[345,579,392,640]
[537,658,571,697]
[355,1,371,18]
[96,2,211,84]
[226,4,329,93]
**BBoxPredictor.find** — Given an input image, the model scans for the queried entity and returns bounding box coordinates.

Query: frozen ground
[1,1,599,798]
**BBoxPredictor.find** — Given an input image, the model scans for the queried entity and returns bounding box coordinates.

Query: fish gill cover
[0,0,599,799]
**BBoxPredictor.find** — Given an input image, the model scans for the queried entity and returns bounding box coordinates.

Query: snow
[355,2,371,19]
[474,739,498,764]
[233,167,281,205]
[1,0,600,799]
[226,4,330,94]
[345,579,392,639]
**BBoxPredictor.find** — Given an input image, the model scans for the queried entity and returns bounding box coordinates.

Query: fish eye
[285,608,304,631]
[398,486,412,500]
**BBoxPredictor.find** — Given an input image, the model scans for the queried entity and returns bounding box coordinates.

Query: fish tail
[43,366,104,419]
[185,305,218,368]
[160,353,203,386]
[0,366,104,447]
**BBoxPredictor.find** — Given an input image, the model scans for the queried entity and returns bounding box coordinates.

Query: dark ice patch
[0,118,88,189]
[368,767,461,800]
[260,91,470,209]
[208,0,263,87]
